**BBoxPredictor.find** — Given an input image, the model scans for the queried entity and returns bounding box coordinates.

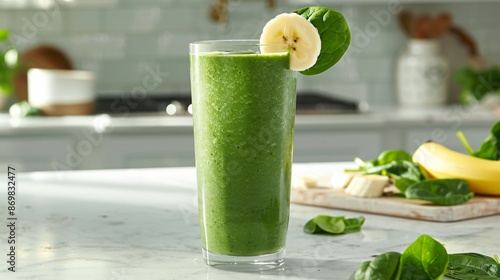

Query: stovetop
[95,91,363,116]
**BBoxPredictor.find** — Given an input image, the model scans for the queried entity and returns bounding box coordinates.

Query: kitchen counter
[0,105,498,135]
[0,162,498,279]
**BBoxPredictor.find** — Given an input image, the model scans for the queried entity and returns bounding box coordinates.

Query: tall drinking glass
[189,40,297,270]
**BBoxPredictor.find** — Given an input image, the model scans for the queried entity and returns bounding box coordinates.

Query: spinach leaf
[446,253,500,279]
[293,6,350,76]
[456,130,475,155]
[304,218,324,234]
[348,157,378,173]
[405,179,474,206]
[343,216,366,233]
[473,135,498,160]
[365,160,422,182]
[378,150,413,165]
[303,215,365,235]
[314,215,345,234]
[392,176,418,194]
[349,150,421,181]
[491,121,500,160]
[354,252,401,280]
[399,234,448,280]
[457,121,500,160]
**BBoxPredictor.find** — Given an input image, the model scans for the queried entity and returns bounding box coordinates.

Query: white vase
[396,39,450,107]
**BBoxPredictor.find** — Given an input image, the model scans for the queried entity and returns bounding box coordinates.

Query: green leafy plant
[455,66,500,105]
[303,215,364,234]
[9,100,42,117]
[405,179,474,206]
[354,234,448,280]
[293,6,351,76]
[0,29,20,97]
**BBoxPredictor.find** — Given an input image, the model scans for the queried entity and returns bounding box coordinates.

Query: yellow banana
[413,142,500,196]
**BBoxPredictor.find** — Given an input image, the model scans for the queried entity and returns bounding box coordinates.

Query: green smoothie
[190,51,296,256]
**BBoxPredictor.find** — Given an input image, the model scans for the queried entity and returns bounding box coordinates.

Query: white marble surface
[0,162,499,279]
[0,105,498,135]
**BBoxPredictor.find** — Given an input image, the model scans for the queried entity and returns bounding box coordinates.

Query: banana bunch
[413,142,500,195]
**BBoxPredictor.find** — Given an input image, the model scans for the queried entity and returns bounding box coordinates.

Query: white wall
[1,0,499,106]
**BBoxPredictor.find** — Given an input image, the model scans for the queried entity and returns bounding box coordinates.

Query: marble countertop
[0,162,499,279]
[0,105,498,135]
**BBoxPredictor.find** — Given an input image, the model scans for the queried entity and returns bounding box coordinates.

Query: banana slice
[260,13,321,71]
[345,175,389,198]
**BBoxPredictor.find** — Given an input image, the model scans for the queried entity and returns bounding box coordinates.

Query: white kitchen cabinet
[294,130,382,162]
[77,132,195,170]
[404,126,492,154]
[1,123,494,171]
[0,136,71,172]
[1,108,496,172]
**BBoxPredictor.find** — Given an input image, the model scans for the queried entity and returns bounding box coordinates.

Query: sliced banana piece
[345,175,389,198]
[330,172,357,189]
[301,176,319,188]
[292,176,319,189]
[260,13,321,71]
[291,176,306,189]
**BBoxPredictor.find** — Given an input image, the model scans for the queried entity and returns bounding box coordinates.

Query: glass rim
[190,40,290,54]
[189,40,288,48]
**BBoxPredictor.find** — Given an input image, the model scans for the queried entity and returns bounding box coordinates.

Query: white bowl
[28,68,96,115]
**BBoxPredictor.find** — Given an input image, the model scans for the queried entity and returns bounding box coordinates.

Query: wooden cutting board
[291,188,500,222]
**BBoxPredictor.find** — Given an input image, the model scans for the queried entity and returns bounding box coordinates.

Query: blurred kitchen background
[0,0,499,172]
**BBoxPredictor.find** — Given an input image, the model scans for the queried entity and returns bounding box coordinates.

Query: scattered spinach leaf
[343,216,366,233]
[456,121,500,161]
[456,130,475,155]
[446,253,500,279]
[354,235,448,280]
[474,136,498,160]
[314,215,345,234]
[392,176,418,194]
[491,121,500,160]
[378,150,413,165]
[399,234,449,280]
[303,218,323,234]
[303,215,364,235]
[350,157,378,173]
[353,235,500,280]
[365,160,422,182]
[354,252,401,280]
[405,179,474,206]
